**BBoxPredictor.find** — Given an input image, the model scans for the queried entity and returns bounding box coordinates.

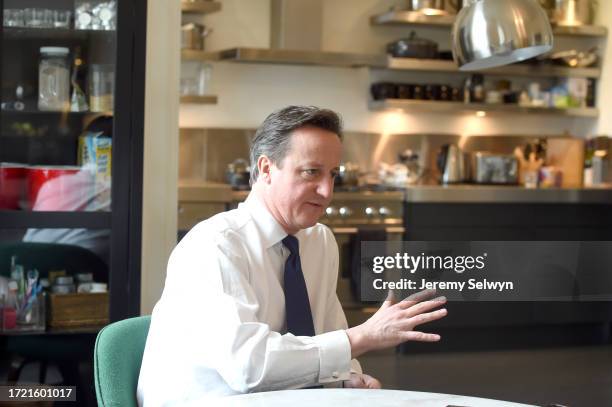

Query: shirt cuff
[313,330,352,384]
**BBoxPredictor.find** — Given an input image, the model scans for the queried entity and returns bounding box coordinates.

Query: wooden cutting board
[546,137,585,188]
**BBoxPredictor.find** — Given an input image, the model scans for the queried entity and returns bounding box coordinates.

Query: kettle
[437,144,468,184]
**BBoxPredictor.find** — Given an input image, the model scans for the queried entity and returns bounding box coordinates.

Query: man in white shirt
[137,106,447,406]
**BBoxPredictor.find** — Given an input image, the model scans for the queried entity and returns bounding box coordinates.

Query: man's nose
[316,174,334,199]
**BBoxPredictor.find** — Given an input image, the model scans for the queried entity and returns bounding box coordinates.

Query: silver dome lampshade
[452,0,554,71]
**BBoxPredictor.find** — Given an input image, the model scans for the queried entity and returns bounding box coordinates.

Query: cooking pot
[407,0,446,15]
[551,0,596,26]
[387,32,438,59]
[181,23,212,50]
[408,0,464,14]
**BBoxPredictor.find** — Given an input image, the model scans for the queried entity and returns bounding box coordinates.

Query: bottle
[463,76,473,103]
[471,74,485,103]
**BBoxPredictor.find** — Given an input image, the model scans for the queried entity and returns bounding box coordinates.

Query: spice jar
[89,64,114,112]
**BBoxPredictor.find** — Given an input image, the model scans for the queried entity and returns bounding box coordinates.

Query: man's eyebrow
[299,162,324,167]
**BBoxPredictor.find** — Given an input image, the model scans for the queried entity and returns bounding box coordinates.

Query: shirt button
[332,371,339,379]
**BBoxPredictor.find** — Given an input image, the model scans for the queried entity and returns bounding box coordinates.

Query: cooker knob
[379,206,391,217]
[365,207,378,217]
[339,206,352,218]
[325,206,338,217]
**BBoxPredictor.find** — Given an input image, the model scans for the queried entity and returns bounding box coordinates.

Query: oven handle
[331,226,405,235]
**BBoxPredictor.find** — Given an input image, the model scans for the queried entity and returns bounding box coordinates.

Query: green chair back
[94,316,151,407]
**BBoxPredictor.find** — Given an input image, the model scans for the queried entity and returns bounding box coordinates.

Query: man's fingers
[402,308,447,328]
[397,288,438,308]
[401,331,441,342]
[401,296,446,316]
[364,375,382,389]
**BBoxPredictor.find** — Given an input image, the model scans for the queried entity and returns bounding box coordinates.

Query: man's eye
[302,169,318,177]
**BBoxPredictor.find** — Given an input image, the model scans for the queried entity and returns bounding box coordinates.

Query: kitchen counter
[178,181,234,203]
[403,185,612,204]
[179,182,612,205]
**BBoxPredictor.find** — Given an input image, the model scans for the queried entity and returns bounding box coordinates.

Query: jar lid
[40,47,70,55]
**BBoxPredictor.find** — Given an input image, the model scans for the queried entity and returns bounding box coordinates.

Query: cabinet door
[1,0,146,322]
[1,0,117,214]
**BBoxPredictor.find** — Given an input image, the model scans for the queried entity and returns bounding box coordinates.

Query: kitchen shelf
[185,47,600,79]
[181,1,221,14]
[180,95,218,104]
[217,47,386,68]
[1,109,113,116]
[181,49,222,62]
[370,10,609,37]
[0,211,111,229]
[369,99,599,118]
[2,27,116,40]
[385,57,601,79]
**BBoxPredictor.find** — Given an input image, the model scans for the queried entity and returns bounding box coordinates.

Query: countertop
[403,184,612,204]
[178,182,612,204]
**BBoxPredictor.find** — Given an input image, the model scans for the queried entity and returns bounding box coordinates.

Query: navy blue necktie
[282,235,315,337]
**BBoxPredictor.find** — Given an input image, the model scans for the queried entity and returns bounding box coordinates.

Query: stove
[322,185,405,228]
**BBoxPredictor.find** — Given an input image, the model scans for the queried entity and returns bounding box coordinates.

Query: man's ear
[257,155,272,184]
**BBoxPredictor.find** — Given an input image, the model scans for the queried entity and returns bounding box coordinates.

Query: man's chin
[296,213,324,230]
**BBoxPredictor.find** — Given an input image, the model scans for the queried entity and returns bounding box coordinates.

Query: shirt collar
[241,192,289,250]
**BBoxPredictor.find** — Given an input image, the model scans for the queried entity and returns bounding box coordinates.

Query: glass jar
[180,63,212,96]
[89,64,115,112]
[38,47,71,111]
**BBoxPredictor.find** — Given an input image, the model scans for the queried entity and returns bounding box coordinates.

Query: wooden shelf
[0,211,111,229]
[369,99,599,118]
[181,1,221,14]
[370,10,608,37]
[217,47,385,67]
[386,57,601,79]
[180,95,218,104]
[370,10,456,27]
[181,49,222,61]
[182,47,600,78]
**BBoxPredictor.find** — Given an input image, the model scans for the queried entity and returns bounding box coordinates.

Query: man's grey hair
[249,106,343,185]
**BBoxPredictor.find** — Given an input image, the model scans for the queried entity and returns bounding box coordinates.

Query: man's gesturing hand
[343,373,381,389]
[346,289,447,358]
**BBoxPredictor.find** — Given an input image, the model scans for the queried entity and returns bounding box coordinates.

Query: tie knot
[282,235,299,255]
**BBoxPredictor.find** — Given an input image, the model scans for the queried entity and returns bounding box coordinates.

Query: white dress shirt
[137,193,362,406]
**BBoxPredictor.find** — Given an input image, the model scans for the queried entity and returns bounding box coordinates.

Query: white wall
[141,0,181,314]
[180,0,610,138]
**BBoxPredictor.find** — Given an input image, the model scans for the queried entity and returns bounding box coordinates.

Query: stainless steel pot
[551,0,596,26]
[181,23,212,50]
[407,0,447,15]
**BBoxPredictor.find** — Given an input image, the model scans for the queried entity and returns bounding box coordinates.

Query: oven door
[332,225,405,327]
